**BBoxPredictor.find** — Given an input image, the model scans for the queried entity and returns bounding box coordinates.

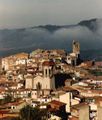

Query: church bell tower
[72,40,80,56]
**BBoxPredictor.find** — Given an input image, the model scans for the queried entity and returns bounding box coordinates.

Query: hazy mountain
[0,18,102,60]
[78,18,97,31]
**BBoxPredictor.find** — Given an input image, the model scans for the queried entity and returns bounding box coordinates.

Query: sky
[0,0,102,29]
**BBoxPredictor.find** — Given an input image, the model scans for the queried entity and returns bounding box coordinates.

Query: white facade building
[25,61,55,90]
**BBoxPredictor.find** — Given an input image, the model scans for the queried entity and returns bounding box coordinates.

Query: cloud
[0,18,102,56]
[0,0,102,28]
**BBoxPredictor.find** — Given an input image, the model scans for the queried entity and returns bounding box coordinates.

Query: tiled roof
[50,100,66,106]
[42,61,55,66]
[69,116,78,120]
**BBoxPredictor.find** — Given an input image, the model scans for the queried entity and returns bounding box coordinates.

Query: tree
[4,94,12,103]
[19,105,47,120]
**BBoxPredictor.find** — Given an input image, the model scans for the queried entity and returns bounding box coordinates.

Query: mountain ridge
[0,18,98,31]
[0,18,102,59]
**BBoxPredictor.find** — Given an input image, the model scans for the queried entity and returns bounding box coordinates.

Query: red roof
[69,116,78,120]
[0,110,9,114]
[5,101,25,107]
[42,61,55,66]
[50,100,66,107]
[0,116,18,120]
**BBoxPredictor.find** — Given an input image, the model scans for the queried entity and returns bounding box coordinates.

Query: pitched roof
[42,61,55,66]
[50,100,66,107]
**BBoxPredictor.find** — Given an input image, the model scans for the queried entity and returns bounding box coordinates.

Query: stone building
[71,103,90,120]
[72,40,80,56]
[66,40,81,66]
[25,74,33,89]
[25,61,55,90]
[97,106,102,120]
[0,58,2,72]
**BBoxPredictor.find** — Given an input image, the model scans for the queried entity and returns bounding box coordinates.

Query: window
[36,82,42,90]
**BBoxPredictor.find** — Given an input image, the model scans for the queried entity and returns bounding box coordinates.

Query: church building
[66,40,81,66]
[25,61,55,91]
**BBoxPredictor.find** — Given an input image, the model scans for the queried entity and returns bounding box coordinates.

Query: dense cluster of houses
[0,41,102,120]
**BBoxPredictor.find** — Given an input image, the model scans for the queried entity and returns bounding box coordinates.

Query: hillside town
[0,40,102,120]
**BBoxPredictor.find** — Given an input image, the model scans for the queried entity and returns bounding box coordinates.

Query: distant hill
[78,18,97,31]
[0,18,102,60]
